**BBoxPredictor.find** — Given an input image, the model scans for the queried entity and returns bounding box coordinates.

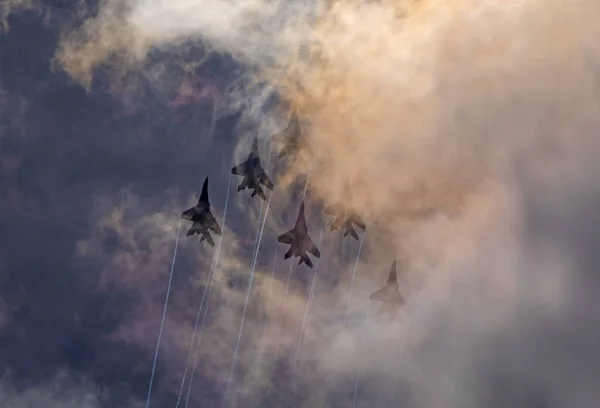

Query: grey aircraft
[278,200,321,268]
[323,180,366,240]
[369,260,406,320]
[181,177,222,246]
[231,135,274,201]
[271,110,312,160]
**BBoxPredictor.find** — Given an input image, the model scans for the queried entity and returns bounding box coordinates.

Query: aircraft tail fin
[344,225,359,240]
[199,177,210,206]
[186,227,196,236]
[278,142,294,158]
[299,254,314,268]
[203,233,215,247]
[284,247,294,259]
[388,260,397,283]
[251,187,267,201]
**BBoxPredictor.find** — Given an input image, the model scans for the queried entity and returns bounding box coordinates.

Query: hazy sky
[2,0,600,407]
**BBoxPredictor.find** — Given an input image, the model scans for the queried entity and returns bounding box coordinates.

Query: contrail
[326,234,365,408]
[183,175,233,408]
[264,251,295,399]
[221,135,275,406]
[254,242,279,372]
[145,219,182,408]
[175,248,219,408]
[176,176,233,408]
[270,158,314,350]
[223,193,273,407]
[265,162,313,398]
[293,223,325,368]
[352,304,373,408]
[389,317,412,407]
[344,235,365,323]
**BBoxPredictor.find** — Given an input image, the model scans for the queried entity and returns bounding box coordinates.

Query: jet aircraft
[180,177,222,246]
[278,201,321,268]
[323,180,366,240]
[231,135,274,201]
[369,260,406,320]
[271,110,312,161]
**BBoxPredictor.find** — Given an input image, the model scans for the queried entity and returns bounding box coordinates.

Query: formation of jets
[180,110,406,317]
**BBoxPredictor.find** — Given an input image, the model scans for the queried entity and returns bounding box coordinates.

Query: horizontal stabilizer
[259,172,274,190]
[284,248,293,259]
[350,212,367,230]
[344,225,359,240]
[278,143,294,159]
[251,186,267,201]
[205,213,222,235]
[306,238,321,258]
[299,255,314,268]
[203,233,215,247]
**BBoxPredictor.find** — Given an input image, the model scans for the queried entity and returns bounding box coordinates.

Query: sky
[2,0,600,407]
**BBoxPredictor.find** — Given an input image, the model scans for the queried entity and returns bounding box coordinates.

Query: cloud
[4,0,600,407]
[0,0,35,33]
[0,372,105,408]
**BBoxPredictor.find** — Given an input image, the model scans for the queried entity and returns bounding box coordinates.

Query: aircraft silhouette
[278,201,321,268]
[271,110,312,161]
[231,135,274,200]
[324,179,366,240]
[180,177,222,246]
[370,260,406,321]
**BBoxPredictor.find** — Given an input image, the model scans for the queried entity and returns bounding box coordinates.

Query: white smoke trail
[253,242,278,372]
[145,219,182,408]
[174,247,219,408]
[352,303,373,408]
[176,118,228,406]
[325,233,365,407]
[293,223,325,367]
[223,193,273,407]
[265,161,314,398]
[389,317,412,408]
[344,235,365,323]
[183,175,233,408]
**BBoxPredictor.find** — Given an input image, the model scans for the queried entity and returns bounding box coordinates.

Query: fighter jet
[369,260,406,321]
[180,177,222,246]
[271,110,312,161]
[278,201,321,268]
[231,135,274,201]
[323,180,366,240]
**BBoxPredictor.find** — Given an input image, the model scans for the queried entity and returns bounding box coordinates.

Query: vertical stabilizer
[199,176,210,207]
[387,259,397,284]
